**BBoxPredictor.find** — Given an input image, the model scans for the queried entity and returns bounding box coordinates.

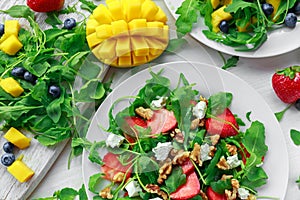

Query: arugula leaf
[225,0,256,13]
[164,167,186,193]
[88,173,103,194]
[290,129,300,146]
[0,5,34,19]
[211,179,232,194]
[175,0,201,37]
[207,92,233,116]
[274,105,292,122]
[222,56,239,70]
[165,38,188,53]
[79,0,97,13]
[246,111,252,122]
[45,12,63,27]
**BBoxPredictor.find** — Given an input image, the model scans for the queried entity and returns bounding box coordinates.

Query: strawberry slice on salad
[101,152,132,182]
[205,108,239,138]
[147,108,177,135]
[180,159,194,175]
[206,186,226,200]
[170,171,200,200]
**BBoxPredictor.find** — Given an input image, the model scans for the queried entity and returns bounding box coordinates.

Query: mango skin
[0,77,24,97]
[7,160,34,183]
[3,127,31,149]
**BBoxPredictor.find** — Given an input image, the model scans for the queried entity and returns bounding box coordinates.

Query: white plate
[82,61,288,199]
[164,0,300,58]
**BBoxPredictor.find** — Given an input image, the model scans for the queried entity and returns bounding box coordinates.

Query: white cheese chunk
[192,101,207,119]
[200,143,212,162]
[227,154,241,169]
[106,134,125,148]
[238,188,250,199]
[152,142,172,161]
[150,96,168,109]
[149,198,163,200]
[125,180,142,197]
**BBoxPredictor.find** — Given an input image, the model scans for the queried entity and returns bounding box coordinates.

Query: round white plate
[82,61,288,199]
[164,0,300,58]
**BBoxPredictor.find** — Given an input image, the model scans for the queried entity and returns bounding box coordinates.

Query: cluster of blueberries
[1,142,15,167]
[219,2,300,33]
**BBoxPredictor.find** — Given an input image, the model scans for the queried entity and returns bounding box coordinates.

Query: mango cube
[116,36,131,56]
[0,77,24,97]
[145,22,164,37]
[96,24,113,39]
[4,20,21,37]
[7,160,34,183]
[141,0,158,21]
[128,19,147,35]
[132,54,147,66]
[107,1,124,20]
[0,35,23,55]
[153,7,167,23]
[98,38,117,59]
[131,36,149,56]
[93,4,113,25]
[86,18,100,35]
[118,55,132,67]
[125,0,142,21]
[4,127,31,149]
[111,20,128,36]
[211,6,232,32]
[87,32,104,48]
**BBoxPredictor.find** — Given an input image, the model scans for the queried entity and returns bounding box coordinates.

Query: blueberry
[285,13,297,28]
[293,2,300,15]
[0,24,4,37]
[11,67,26,78]
[219,20,229,33]
[262,3,274,16]
[3,142,14,153]
[64,18,76,30]
[23,71,37,83]
[1,153,15,167]
[48,85,61,98]
[295,99,300,111]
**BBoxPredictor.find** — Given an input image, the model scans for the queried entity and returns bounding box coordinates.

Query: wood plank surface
[0,0,108,199]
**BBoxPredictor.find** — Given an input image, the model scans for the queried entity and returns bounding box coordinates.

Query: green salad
[85,70,270,200]
[175,0,300,51]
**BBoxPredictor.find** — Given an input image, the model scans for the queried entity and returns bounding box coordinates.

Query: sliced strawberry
[101,152,132,182]
[206,187,226,200]
[205,108,239,138]
[147,108,177,135]
[180,159,194,175]
[122,116,147,138]
[170,171,200,200]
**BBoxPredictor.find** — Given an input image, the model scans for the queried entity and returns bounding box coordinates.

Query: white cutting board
[0,0,108,199]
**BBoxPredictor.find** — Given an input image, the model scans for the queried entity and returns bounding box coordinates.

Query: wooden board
[0,0,109,199]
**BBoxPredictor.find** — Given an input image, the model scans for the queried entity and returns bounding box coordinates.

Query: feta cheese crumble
[238,188,250,199]
[152,142,172,161]
[200,143,212,162]
[227,154,241,169]
[106,134,125,148]
[192,101,207,119]
[150,96,168,109]
[125,180,142,197]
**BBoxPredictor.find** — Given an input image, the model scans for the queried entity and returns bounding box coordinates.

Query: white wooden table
[1,0,300,199]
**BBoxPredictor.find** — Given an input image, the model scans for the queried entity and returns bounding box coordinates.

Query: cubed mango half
[7,160,34,183]
[0,77,24,97]
[3,127,31,149]
[0,35,23,55]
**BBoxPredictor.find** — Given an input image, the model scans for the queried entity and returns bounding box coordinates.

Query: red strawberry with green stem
[205,108,239,138]
[272,66,300,104]
[27,0,65,12]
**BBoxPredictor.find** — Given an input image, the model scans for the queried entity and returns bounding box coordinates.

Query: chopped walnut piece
[190,118,200,130]
[199,190,208,200]
[231,179,240,189]
[226,144,238,155]
[112,172,125,182]
[135,107,153,120]
[221,174,233,181]
[225,188,238,200]
[190,143,202,166]
[99,187,113,199]
[199,118,206,127]
[210,134,220,146]
[146,184,168,200]
[173,129,184,143]
[157,160,172,184]
[172,151,190,165]
[217,156,230,170]
[208,146,216,157]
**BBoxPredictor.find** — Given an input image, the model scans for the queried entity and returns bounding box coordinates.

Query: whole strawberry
[272,66,300,104]
[27,0,64,12]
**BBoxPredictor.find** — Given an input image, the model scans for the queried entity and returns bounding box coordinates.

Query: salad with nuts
[84,70,270,200]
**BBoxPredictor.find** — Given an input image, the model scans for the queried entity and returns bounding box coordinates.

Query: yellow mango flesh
[211,6,232,32]
[4,20,20,36]
[0,77,24,97]
[211,0,220,9]
[3,127,31,149]
[266,0,281,21]
[0,35,23,55]
[7,160,34,183]
[86,0,169,68]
